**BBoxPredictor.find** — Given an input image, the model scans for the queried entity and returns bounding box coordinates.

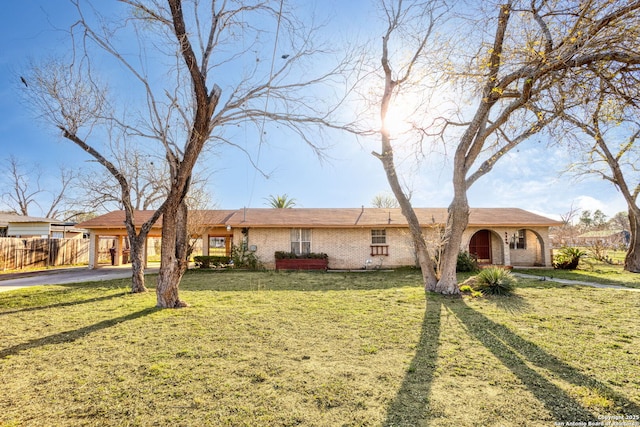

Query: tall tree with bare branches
[24,0,352,307]
[1,155,77,220]
[558,62,640,272]
[368,0,640,293]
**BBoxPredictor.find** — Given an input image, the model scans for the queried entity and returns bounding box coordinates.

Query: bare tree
[551,203,581,247]
[1,155,77,219]
[371,192,399,208]
[25,60,158,294]
[185,182,215,259]
[610,211,630,233]
[24,0,352,307]
[369,0,640,293]
[558,64,640,271]
[76,150,169,213]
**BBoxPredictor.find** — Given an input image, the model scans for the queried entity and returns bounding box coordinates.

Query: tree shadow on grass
[446,300,640,422]
[0,307,158,359]
[0,290,132,316]
[384,295,640,425]
[383,296,442,426]
[483,293,532,314]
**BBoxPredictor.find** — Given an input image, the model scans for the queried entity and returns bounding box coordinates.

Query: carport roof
[76,210,237,229]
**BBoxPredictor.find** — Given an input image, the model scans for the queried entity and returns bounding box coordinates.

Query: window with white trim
[371,229,386,244]
[371,229,389,256]
[290,228,311,255]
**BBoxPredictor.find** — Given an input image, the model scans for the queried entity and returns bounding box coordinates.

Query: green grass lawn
[1,269,639,426]
[518,256,640,289]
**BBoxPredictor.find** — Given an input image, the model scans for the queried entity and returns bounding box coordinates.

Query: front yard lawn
[0,269,638,426]
[518,257,640,289]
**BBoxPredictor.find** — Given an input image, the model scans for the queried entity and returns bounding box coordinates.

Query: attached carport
[77,211,163,269]
[77,210,237,268]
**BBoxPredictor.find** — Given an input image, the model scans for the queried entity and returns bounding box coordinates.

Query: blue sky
[0,0,627,221]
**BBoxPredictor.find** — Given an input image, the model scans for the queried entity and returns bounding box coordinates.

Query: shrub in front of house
[472,267,516,296]
[457,251,479,272]
[232,245,263,270]
[553,247,587,270]
[193,256,230,268]
[274,251,328,260]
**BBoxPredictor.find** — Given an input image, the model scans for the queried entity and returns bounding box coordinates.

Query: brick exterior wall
[232,225,553,270]
[241,227,422,270]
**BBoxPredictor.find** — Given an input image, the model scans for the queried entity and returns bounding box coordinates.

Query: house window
[371,229,387,245]
[209,236,227,256]
[371,229,389,256]
[509,229,526,249]
[291,229,311,255]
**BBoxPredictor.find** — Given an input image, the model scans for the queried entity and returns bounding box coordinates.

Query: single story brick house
[77,207,561,269]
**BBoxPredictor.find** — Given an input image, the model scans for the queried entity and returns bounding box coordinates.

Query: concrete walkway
[513,272,640,292]
[0,264,160,293]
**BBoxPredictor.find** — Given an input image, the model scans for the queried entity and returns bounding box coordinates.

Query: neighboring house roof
[77,207,561,230]
[577,229,625,238]
[0,213,58,227]
[50,223,87,234]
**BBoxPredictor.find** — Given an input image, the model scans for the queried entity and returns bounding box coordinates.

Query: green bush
[457,251,479,272]
[553,247,587,270]
[232,245,263,270]
[473,267,516,296]
[274,251,328,260]
[193,256,230,268]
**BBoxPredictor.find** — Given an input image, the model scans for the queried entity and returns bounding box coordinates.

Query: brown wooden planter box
[275,258,328,271]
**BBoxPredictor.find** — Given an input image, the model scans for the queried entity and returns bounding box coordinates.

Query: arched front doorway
[469,229,492,264]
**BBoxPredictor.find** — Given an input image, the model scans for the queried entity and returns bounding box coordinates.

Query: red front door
[469,230,491,263]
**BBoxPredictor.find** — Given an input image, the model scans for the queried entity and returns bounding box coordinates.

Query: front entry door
[469,230,492,264]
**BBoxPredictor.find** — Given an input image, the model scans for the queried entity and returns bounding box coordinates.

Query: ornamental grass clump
[473,267,517,296]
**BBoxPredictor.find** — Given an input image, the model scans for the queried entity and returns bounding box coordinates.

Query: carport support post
[88,232,99,269]
[115,236,123,266]
[202,233,209,256]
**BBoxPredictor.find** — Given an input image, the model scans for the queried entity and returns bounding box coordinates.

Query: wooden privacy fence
[0,238,90,271]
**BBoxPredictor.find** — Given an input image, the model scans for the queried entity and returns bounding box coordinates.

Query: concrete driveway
[0,264,160,293]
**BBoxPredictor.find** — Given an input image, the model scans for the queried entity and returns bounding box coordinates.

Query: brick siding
[237,225,553,270]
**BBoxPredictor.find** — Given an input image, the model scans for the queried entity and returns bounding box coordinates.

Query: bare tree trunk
[433,193,469,294]
[375,137,438,291]
[625,209,640,273]
[129,235,147,293]
[156,199,189,308]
